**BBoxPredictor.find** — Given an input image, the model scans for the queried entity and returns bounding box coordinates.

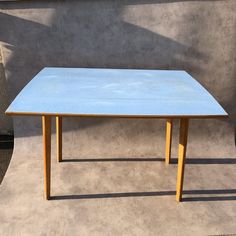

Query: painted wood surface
[6,67,227,117]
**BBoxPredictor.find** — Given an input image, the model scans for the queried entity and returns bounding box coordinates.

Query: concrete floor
[1,136,236,235]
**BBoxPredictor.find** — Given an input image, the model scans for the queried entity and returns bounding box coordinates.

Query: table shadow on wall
[0,1,235,158]
[1,0,235,137]
[0,0,215,139]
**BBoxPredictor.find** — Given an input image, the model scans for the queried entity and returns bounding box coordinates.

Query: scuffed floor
[0,136,236,236]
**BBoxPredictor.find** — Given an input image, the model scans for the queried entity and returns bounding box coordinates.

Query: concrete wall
[0,45,12,135]
[0,0,235,157]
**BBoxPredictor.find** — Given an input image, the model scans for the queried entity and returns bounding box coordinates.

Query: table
[6,67,228,202]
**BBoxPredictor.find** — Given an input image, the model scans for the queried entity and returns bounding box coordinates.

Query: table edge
[5,111,229,119]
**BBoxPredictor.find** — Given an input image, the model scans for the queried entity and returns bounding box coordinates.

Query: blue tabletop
[6,67,227,118]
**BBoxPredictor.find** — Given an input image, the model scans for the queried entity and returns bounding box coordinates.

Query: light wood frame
[42,115,51,200]
[165,119,173,164]
[176,118,189,202]
[42,116,189,202]
[56,116,62,162]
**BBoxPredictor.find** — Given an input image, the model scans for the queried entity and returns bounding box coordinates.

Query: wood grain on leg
[176,118,189,202]
[42,116,51,200]
[56,116,62,162]
[165,119,173,164]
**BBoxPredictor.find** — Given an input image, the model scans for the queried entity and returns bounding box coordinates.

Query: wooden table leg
[42,116,51,200]
[176,118,189,202]
[165,119,173,164]
[56,116,62,162]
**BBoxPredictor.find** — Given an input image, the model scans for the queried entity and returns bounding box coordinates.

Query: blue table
[6,68,227,202]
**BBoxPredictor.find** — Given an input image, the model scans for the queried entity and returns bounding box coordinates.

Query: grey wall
[0,45,12,135]
[0,0,235,157]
